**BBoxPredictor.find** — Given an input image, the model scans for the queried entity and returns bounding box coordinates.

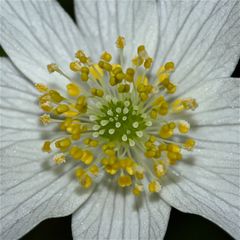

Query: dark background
[1,0,239,239]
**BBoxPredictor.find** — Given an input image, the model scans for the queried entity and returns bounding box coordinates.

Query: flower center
[36,36,198,196]
[91,98,148,145]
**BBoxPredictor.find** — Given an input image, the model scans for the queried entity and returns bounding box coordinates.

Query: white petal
[189,77,239,146]
[0,59,93,239]
[74,0,159,62]
[153,0,240,87]
[75,0,240,81]
[161,78,240,238]
[0,0,87,85]
[0,58,41,149]
[72,181,170,240]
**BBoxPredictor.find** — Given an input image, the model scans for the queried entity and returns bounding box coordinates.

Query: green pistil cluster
[91,99,151,146]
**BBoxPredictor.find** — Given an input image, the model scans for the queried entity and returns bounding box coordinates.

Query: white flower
[0,0,239,239]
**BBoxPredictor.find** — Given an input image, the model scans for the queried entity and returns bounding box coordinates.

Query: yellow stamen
[53,153,66,165]
[116,36,125,49]
[148,181,161,193]
[67,83,80,97]
[35,83,48,93]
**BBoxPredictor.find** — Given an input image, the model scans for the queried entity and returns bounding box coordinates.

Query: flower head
[36,37,198,195]
[0,0,239,240]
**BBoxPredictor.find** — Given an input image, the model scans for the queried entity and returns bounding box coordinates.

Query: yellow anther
[66,83,80,97]
[75,50,88,64]
[53,153,66,165]
[81,66,90,74]
[178,121,190,134]
[132,56,144,66]
[126,68,135,76]
[118,175,132,187]
[167,151,182,164]
[49,90,64,103]
[81,150,94,165]
[75,167,85,179]
[132,184,143,196]
[183,139,196,151]
[64,111,79,117]
[101,51,112,62]
[40,101,53,112]
[60,118,73,130]
[137,45,145,55]
[125,67,135,82]
[89,165,99,176]
[91,88,104,97]
[39,93,50,104]
[98,60,105,69]
[158,102,168,116]
[154,162,166,178]
[116,36,126,49]
[134,166,144,180]
[139,92,149,101]
[69,146,83,160]
[84,138,99,147]
[148,181,161,193]
[47,63,59,73]
[79,56,88,63]
[149,135,156,143]
[112,66,122,75]
[83,138,91,145]
[145,150,156,158]
[69,61,82,72]
[158,73,169,84]
[75,50,86,59]
[144,57,153,69]
[109,76,117,86]
[164,62,175,71]
[55,137,72,151]
[115,72,125,81]
[98,61,112,71]
[75,96,87,113]
[42,140,52,153]
[104,149,116,156]
[80,174,92,189]
[172,98,198,113]
[150,108,158,119]
[81,73,89,81]
[103,62,112,72]
[168,143,181,153]
[159,124,174,139]
[35,83,48,93]
[169,122,176,129]
[118,84,130,93]
[39,114,51,125]
[105,163,119,175]
[158,143,167,151]
[153,96,164,106]
[166,82,176,94]
[89,140,98,147]
[54,104,69,115]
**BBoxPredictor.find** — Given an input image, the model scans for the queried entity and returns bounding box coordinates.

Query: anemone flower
[0,0,239,239]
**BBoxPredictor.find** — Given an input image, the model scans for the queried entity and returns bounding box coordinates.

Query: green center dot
[92,99,149,145]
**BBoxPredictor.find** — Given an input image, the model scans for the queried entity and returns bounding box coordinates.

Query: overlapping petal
[161,77,240,238]
[75,0,240,85]
[0,0,87,85]
[0,58,93,239]
[74,0,159,64]
[72,181,170,240]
